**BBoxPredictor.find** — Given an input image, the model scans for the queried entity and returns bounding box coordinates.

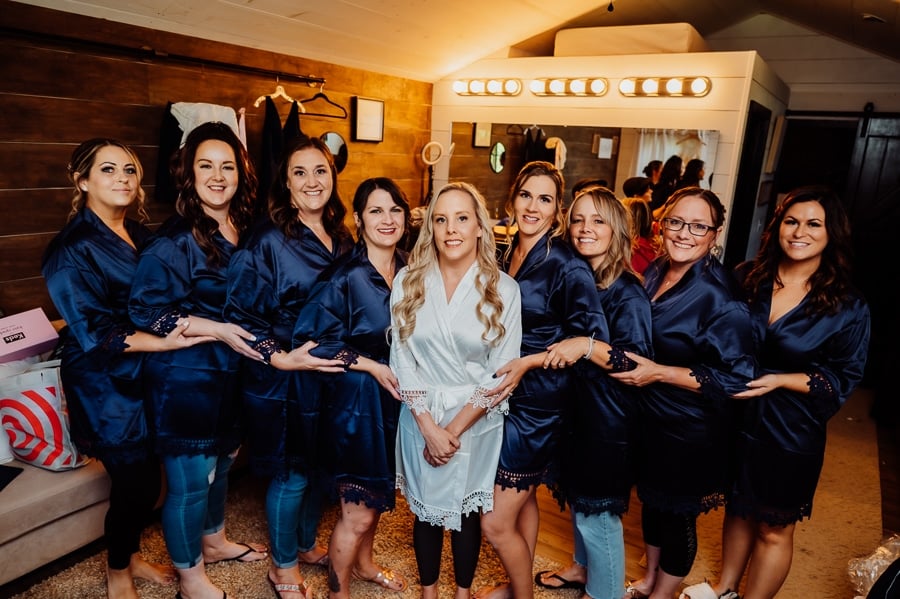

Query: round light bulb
[504,79,521,95]
[665,78,683,95]
[569,79,586,94]
[530,79,546,94]
[486,79,502,94]
[469,80,485,94]
[690,77,709,96]
[589,79,607,95]
[641,78,659,95]
[549,79,566,94]
[452,80,468,94]
[619,79,636,95]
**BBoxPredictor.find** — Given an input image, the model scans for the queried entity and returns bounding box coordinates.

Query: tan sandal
[353,568,408,592]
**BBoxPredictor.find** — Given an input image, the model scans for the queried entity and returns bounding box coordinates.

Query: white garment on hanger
[170,102,244,148]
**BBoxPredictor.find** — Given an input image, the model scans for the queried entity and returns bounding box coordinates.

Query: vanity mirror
[448,122,719,219]
[320,131,348,173]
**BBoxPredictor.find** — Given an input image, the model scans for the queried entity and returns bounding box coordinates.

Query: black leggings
[641,505,698,577]
[413,513,482,588]
[102,457,163,570]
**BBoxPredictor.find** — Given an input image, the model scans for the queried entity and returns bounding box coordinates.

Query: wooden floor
[533,389,900,586]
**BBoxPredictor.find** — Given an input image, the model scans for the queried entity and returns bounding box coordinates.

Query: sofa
[0,457,110,585]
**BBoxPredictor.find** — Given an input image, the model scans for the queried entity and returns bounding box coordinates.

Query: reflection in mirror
[320,131,348,173]
[448,122,719,219]
[490,142,506,173]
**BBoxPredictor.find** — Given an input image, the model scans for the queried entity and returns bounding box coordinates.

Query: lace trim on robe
[400,389,428,414]
[806,370,833,398]
[608,345,637,372]
[101,324,135,353]
[397,473,493,531]
[334,347,359,369]
[256,338,282,362]
[638,486,724,516]
[690,365,714,391]
[338,481,396,513]
[148,309,188,336]
[495,466,549,492]
[569,494,630,517]
[726,496,812,526]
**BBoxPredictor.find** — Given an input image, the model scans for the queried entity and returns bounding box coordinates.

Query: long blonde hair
[567,186,637,288]
[393,182,506,346]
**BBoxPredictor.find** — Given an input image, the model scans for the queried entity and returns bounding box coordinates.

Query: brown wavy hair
[502,160,566,262]
[171,122,257,267]
[393,182,506,346]
[741,185,855,316]
[268,136,351,246]
[67,138,148,222]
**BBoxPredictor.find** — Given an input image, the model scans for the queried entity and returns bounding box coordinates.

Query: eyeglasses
[661,217,716,237]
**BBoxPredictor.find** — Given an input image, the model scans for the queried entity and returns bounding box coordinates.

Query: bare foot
[130,554,176,585]
[535,563,586,588]
[454,586,472,599]
[269,566,311,599]
[473,583,512,599]
[106,566,139,599]
[298,545,330,567]
[203,540,268,565]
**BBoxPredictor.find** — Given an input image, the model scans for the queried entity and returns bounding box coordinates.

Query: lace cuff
[400,389,428,414]
[102,324,134,353]
[256,337,282,362]
[334,347,359,369]
[806,370,834,399]
[148,309,188,336]
[467,386,492,410]
[608,345,637,372]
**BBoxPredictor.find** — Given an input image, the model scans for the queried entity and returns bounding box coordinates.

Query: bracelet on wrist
[583,333,595,360]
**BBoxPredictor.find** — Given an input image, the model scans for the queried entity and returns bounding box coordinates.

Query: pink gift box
[0,308,59,364]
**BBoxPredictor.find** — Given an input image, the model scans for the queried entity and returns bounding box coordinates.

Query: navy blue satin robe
[497,234,608,489]
[129,216,242,456]
[729,276,869,524]
[565,271,653,516]
[224,218,351,477]
[639,255,756,515]
[41,208,152,464]
[291,243,406,511]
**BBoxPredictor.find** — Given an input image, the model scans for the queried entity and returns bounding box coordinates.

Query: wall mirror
[490,142,506,173]
[320,131,348,173]
[449,122,719,219]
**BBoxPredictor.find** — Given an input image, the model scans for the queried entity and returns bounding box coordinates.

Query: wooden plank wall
[0,1,433,320]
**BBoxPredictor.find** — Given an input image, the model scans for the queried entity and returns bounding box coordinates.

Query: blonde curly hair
[393,182,506,346]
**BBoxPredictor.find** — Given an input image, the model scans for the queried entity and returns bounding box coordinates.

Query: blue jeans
[574,511,625,599]
[161,453,235,568]
[266,471,323,568]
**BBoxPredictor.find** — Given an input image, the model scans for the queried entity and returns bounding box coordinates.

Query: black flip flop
[534,570,586,590]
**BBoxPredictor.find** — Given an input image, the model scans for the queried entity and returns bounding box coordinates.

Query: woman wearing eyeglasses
[610,187,756,599]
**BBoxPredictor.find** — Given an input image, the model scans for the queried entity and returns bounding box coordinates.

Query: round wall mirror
[320,131,348,173]
[490,141,506,173]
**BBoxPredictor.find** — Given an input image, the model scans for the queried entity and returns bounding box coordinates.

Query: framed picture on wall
[472,122,492,147]
[352,96,384,142]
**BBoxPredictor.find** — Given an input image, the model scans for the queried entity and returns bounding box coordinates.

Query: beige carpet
[6,390,882,598]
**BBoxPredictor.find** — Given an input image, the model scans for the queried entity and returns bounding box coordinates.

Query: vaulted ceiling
[11,0,900,81]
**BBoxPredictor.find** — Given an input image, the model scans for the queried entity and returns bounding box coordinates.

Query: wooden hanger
[253,84,305,112]
[299,85,348,119]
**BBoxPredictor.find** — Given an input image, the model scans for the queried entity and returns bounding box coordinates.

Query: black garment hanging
[259,96,284,212]
[155,101,183,205]
[282,100,305,152]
